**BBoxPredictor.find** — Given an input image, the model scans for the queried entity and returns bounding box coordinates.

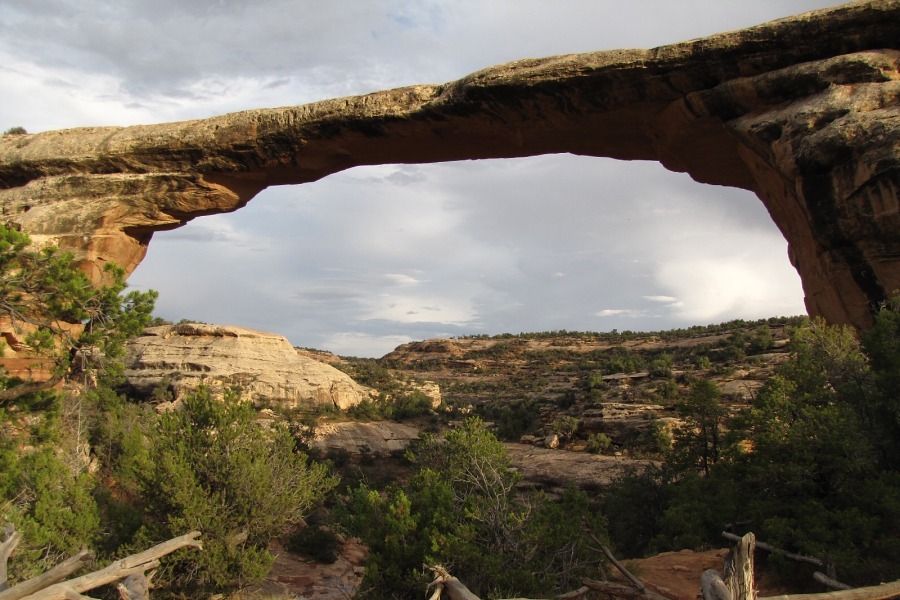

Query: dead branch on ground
[0,526,201,600]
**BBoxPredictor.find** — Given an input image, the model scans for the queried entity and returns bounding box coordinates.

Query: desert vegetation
[2,223,899,599]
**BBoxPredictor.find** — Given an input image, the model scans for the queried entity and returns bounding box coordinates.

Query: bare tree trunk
[702,532,756,600]
[725,532,756,600]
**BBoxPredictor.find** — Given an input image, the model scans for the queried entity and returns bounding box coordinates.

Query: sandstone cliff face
[0,1,897,330]
[124,323,374,409]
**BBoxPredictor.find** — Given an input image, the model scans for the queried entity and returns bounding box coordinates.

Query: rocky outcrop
[124,323,374,409]
[0,1,898,329]
[310,421,422,456]
[505,443,658,492]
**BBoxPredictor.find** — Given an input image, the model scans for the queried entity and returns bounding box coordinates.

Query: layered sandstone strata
[124,323,374,409]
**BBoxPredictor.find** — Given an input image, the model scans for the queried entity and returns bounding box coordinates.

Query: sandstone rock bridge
[1,0,898,331]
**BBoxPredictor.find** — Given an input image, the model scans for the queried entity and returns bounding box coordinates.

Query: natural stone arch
[0,0,897,331]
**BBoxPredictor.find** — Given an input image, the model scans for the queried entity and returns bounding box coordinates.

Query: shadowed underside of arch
[0,0,898,331]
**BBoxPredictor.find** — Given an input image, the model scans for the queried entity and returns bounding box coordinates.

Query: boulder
[124,323,374,409]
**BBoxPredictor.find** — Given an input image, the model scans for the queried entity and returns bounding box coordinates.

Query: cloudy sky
[0,1,846,357]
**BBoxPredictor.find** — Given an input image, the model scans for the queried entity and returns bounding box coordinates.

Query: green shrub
[649,354,674,378]
[586,432,612,454]
[550,415,580,442]
[1,444,101,579]
[343,418,607,599]
[135,387,337,594]
[635,420,672,456]
[392,391,433,420]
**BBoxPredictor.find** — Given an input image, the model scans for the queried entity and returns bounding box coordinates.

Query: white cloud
[654,243,805,323]
[596,309,640,318]
[643,295,679,303]
[382,273,423,286]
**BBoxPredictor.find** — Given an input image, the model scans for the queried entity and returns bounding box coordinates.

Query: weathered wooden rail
[0,524,201,600]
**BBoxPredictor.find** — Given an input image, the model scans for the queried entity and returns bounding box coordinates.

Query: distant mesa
[0,0,898,332]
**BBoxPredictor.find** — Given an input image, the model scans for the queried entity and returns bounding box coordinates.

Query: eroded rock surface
[505,443,658,492]
[124,323,374,409]
[310,421,422,456]
[0,1,897,329]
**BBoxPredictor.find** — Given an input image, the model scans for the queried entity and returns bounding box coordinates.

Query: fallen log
[0,528,201,600]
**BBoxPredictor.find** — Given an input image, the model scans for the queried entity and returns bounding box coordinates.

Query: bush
[343,418,607,598]
[135,387,337,594]
[550,415,580,442]
[1,441,101,579]
[586,432,612,454]
[649,354,674,378]
[392,391,433,420]
[635,420,672,457]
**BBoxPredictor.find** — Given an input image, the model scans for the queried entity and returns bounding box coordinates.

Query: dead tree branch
[582,516,647,593]
[0,531,201,600]
[812,573,852,592]
[1,524,22,592]
[0,550,94,600]
[426,566,482,600]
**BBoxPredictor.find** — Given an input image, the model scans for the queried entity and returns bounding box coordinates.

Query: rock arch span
[0,0,897,331]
